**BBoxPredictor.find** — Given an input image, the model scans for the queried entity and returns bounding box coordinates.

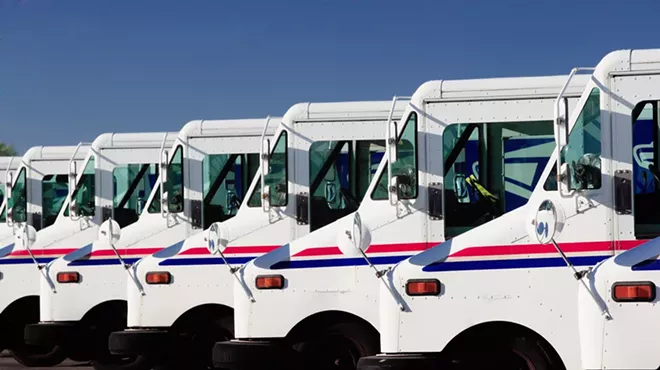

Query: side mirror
[17,224,37,249]
[261,139,271,176]
[389,175,399,205]
[160,150,169,183]
[533,200,564,244]
[336,211,371,257]
[453,174,470,203]
[5,172,12,200]
[68,161,77,199]
[98,219,121,246]
[207,222,229,255]
[262,184,271,212]
[555,97,569,148]
[387,120,398,164]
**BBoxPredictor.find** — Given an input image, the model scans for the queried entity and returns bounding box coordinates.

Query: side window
[167,146,184,213]
[202,153,259,229]
[147,187,161,214]
[444,121,554,238]
[248,131,288,207]
[632,101,660,238]
[41,174,68,228]
[67,156,96,217]
[0,183,5,222]
[544,88,602,191]
[113,164,158,227]
[8,168,27,223]
[371,112,418,200]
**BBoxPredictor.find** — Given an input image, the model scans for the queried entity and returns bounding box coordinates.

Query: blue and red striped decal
[158,245,279,266]
[68,247,163,266]
[0,248,78,265]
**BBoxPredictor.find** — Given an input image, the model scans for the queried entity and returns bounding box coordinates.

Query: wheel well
[286,310,378,343]
[0,295,39,324]
[444,321,565,370]
[172,304,234,334]
[81,299,127,326]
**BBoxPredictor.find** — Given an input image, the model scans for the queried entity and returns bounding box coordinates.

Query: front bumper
[108,329,176,358]
[212,339,302,370]
[357,354,445,370]
[24,321,89,347]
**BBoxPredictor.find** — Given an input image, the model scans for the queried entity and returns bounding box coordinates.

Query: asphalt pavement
[0,351,91,370]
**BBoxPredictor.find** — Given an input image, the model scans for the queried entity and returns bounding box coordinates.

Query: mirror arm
[209,242,255,302]
[20,226,56,293]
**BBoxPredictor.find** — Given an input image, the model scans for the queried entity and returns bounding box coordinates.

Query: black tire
[9,342,68,367]
[173,314,234,370]
[453,336,556,370]
[295,321,380,370]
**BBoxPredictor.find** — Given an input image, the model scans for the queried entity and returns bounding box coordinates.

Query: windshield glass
[113,163,159,227]
[166,146,184,213]
[0,183,5,223]
[65,156,96,217]
[203,153,259,229]
[41,174,68,228]
[8,168,27,223]
[248,131,288,207]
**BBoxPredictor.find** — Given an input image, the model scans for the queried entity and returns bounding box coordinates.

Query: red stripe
[179,245,280,256]
[8,248,77,257]
[292,242,432,257]
[294,247,341,257]
[88,248,163,257]
[448,240,647,258]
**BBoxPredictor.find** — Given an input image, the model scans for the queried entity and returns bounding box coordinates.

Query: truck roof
[91,132,178,150]
[178,118,281,140]
[282,101,407,123]
[22,145,90,163]
[414,74,591,103]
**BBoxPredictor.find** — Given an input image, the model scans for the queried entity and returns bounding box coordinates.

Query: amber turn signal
[612,281,655,302]
[145,271,172,285]
[406,279,441,296]
[57,272,80,284]
[255,275,284,290]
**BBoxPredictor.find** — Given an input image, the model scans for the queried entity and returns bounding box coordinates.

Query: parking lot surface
[0,352,91,369]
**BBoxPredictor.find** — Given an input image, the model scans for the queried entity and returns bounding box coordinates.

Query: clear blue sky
[1,0,658,154]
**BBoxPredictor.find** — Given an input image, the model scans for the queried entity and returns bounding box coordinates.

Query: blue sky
[1,0,658,153]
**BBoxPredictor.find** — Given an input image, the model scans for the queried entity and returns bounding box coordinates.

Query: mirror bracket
[296,192,309,225]
[428,182,443,220]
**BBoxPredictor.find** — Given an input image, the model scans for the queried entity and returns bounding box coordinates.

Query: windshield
[203,153,259,229]
[0,183,5,223]
[166,146,184,213]
[65,156,96,217]
[8,167,27,223]
[113,163,159,227]
[41,174,68,228]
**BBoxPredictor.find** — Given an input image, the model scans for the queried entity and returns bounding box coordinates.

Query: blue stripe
[0,257,55,265]
[270,255,410,269]
[159,256,257,266]
[423,255,609,272]
[632,259,660,271]
[68,257,142,266]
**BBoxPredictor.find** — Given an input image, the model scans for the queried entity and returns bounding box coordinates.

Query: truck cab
[109,102,398,369]
[0,157,20,241]
[212,75,589,370]
[358,49,660,370]
[0,145,89,367]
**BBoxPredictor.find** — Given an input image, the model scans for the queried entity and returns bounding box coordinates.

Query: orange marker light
[255,275,284,290]
[613,282,656,302]
[145,271,172,285]
[57,272,80,284]
[406,279,440,296]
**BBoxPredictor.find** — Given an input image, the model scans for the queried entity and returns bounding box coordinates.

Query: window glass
[544,88,601,191]
[203,153,259,229]
[8,168,27,223]
[444,121,554,238]
[113,164,159,227]
[66,156,96,217]
[248,131,288,207]
[167,146,184,213]
[632,101,660,238]
[0,183,5,222]
[41,174,68,228]
[371,113,418,200]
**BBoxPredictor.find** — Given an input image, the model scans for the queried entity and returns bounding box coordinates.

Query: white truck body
[0,157,21,241]
[218,75,588,370]
[116,102,401,367]
[364,49,660,370]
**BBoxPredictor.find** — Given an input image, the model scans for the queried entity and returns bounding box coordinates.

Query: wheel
[171,314,234,370]
[452,336,557,370]
[295,322,379,370]
[10,342,67,367]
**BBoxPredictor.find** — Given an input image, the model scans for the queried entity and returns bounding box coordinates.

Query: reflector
[612,282,655,302]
